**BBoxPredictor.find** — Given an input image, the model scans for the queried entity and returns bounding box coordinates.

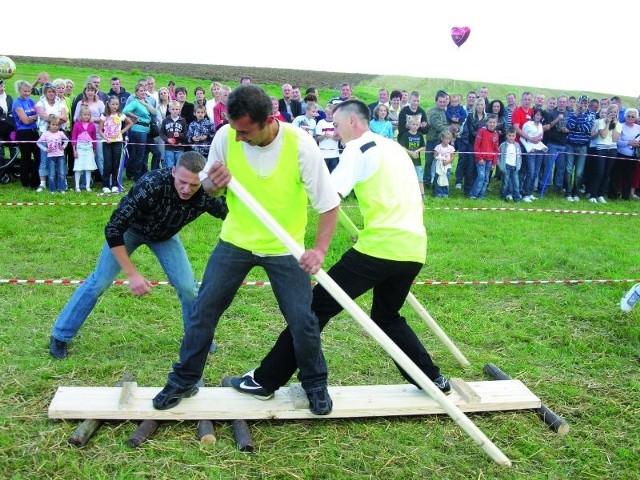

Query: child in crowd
[498,127,523,202]
[445,93,467,140]
[314,103,340,172]
[213,85,231,129]
[398,116,426,199]
[160,101,187,168]
[71,106,98,192]
[292,101,319,135]
[433,130,455,198]
[37,116,69,193]
[168,80,177,101]
[99,96,132,194]
[469,115,499,199]
[370,104,394,139]
[187,105,215,157]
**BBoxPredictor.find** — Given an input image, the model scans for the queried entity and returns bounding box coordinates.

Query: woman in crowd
[205,81,222,123]
[11,80,40,188]
[615,107,640,200]
[35,83,68,192]
[122,82,155,181]
[369,104,394,139]
[461,97,487,195]
[588,104,621,203]
[73,83,105,178]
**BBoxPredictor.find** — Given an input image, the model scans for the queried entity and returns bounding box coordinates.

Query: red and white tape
[2,278,639,287]
[1,202,638,216]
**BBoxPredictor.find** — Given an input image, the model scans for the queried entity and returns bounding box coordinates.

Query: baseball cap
[578,95,588,102]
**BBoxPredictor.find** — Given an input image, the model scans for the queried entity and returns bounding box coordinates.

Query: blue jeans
[500,164,522,200]
[47,156,67,191]
[51,230,198,343]
[521,152,544,196]
[543,143,566,191]
[39,149,48,178]
[564,144,587,196]
[469,161,493,198]
[126,130,148,181]
[163,149,183,169]
[253,248,442,392]
[167,240,327,390]
[423,140,437,189]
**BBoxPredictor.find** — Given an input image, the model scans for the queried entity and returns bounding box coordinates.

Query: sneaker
[506,195,513,202]
[529,194,538,200]
[305,386,333,415]
[60,190,67,194]
[432,375,451,393]
[36,185,45,193]
[86,187,92,192]
[566,196,574,202]
[102,187,110,194]
[469,196,477,200]
[597,196,607,204]
[111,186,119,194]
[152,383,199,410]
[589,197,597,203]
[230,370,274,400]
[572,196,580,202]
[455,183,462,189]
[49,336,68,359]
[523,196,533,203]
[75,188,81,193]
[621,283,640,312]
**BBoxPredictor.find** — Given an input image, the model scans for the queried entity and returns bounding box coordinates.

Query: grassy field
[0,59,639,479]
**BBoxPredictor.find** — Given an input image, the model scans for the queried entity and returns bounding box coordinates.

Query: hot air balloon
[451,27,470,48]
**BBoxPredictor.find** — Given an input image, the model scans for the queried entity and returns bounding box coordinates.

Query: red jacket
[474,127,499,165]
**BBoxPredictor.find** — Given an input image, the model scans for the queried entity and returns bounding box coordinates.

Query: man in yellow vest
[230,99,450,398]
[153,85,340,415]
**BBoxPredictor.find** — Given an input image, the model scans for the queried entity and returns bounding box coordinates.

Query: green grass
[0,175,639,479]
[1,59,640,478]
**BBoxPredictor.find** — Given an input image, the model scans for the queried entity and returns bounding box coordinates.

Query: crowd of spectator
[1,72,639,202]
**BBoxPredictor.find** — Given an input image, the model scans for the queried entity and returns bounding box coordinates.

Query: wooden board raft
[49,379,540,421]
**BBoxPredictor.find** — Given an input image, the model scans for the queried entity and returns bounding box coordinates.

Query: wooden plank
[49,381,540,421]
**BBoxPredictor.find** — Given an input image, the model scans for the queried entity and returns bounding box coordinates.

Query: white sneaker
[102,187,110,194]
[36,185,45,193]
[589,197,598,203]
[572,196,580,202]
[566,196,574,202]
[75,188,81,193]
[597,196,607,204]
[111,187,119,194]
[86,187,92,192]
[523,196,533,203]
[529,194,538,200]
[455,183,462,190]
[506,195,513,201]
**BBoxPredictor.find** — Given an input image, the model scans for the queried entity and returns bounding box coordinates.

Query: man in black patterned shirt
[49,151,227,359]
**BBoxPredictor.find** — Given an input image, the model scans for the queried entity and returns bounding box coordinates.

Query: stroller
[0,131,20,184]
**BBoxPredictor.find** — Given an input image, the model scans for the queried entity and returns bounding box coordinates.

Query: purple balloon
[451,26,470,48]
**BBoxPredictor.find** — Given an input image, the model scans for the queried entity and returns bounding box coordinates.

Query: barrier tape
[2,278,639,287]
[0,202,637,217]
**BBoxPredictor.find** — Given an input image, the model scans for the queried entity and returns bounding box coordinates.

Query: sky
[4,1,639,98]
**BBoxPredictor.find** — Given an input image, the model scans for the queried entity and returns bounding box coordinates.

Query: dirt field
[13,56,377,89]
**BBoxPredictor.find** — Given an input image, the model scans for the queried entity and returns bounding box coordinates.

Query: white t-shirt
[203,122,339,214]
[314,119,339,159]
[505,143,518,166]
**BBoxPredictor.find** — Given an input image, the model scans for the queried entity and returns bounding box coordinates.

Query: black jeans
[254,248,442,392]
[15,128,40,188]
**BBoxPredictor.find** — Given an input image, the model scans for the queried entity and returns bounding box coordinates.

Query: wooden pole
[68,373,134,447]
[483,363,570,436]
[338,209,470,367]
[221,377,254,452]
[196,379,216,444]
[226,177,511,467]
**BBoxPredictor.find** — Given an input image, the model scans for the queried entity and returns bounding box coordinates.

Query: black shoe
[306,386,333,415]
[49,336,68,359]
[433,375,451,393]
[152,383,199,410]
[230,370,274,400]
